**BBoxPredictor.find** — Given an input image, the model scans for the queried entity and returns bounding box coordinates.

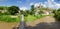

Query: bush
[54,8,60,21]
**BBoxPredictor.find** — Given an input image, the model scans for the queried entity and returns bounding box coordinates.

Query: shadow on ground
[13,22,60,29]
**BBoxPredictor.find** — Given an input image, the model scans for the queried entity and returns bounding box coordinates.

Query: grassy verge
[0,15,20,22]
[25,14,44,22]
[25,15,37,22]
[0,14,45,22]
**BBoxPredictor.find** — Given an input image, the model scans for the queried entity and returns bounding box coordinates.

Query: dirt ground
[26,16,60,29]
[26,16,55,26]
[0,22,19,29]
[0,16,60,29]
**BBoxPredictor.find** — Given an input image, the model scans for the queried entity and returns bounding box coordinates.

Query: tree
[31,5,34,11]
[8,6,20,15]
[30,5,35,15]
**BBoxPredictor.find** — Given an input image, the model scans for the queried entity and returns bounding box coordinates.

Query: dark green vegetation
[0,6,20,22]
[0,6,19,15]
[8,6,20,15]
[54,8,60,21]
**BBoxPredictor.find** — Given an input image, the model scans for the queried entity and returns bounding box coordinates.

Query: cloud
[20,7,27,11]
[30,2,40,7]
[30,0,60,9]
[55,3,60,9]
[47,0,54,2]
[50,1,60,9]
[44,0,60,9]
[51,0,54,1]
[34,2,46,7]
[34,3,40,7]
[43,4,46,7]
[30,2,34,6]
[30,2,47,8]
[29,0,60,9]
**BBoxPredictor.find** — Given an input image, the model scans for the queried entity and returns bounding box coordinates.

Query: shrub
[54,8,60,21]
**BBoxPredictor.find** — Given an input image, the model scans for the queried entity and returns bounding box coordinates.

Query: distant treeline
[0,6,20,15]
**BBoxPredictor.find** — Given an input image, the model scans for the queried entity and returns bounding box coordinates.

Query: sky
[0,0,60,10]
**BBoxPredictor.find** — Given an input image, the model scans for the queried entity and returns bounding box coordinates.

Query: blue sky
[0,0,60,10]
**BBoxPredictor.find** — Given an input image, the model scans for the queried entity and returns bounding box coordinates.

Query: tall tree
[8,6,20,15]
[30,5,35,15]
[31,5,34,11]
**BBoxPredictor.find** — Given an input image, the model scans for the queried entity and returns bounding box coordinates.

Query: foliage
[8,6,20,15]
[0,15,20,22]
[54,8,60,21]
[30,5,35,15]
[52,9,56,13]
[31,5,35,11]
[25,15,37,22]
[25,14,44,22]
[0,5,47,22]
[0,7,3,10]
[0,6,8,10]
[39,7,46,10]
[25,10,30,14]
[35,14,43,19]
[39,10,43,14]
[0,6,20,15]
[0,14,44,22]
[20,10,28,16]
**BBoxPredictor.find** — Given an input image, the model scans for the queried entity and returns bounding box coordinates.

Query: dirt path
[0,22,19,29]
[26,16,60,29]
[26,16,55,26]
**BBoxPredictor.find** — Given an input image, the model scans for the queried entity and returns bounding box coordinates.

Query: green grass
[25,15,37,22]
[0,15,20,22]
[25,14,44,22]
[0,14,45,22]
